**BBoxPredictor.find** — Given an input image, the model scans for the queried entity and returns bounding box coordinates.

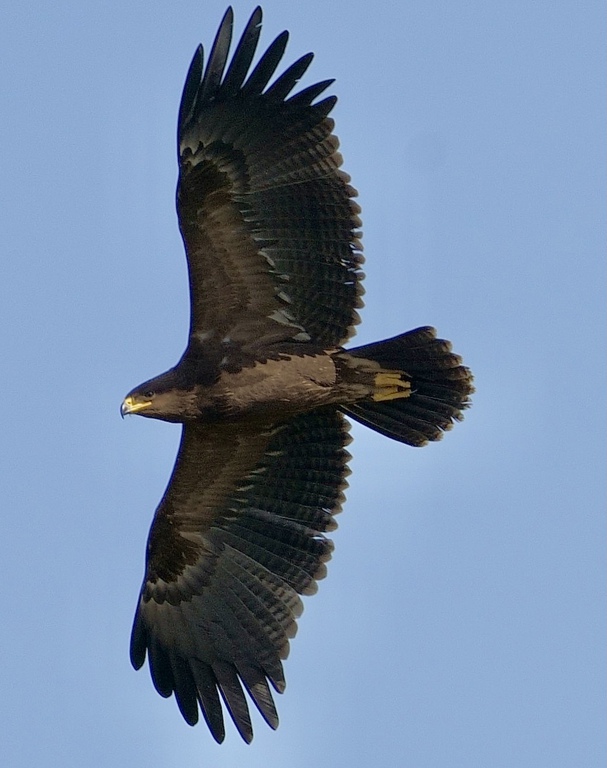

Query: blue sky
[0,1,604,766]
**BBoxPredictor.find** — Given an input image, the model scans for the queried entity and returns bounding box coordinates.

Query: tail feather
[341,326,473,447]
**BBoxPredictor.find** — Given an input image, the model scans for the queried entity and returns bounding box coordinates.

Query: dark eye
[143,390,155,399]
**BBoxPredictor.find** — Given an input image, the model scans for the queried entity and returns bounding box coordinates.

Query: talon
[372,372,411,402]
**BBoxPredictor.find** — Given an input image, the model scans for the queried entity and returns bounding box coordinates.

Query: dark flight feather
[198,7,234,103]
[220,8,263,98]
[240,30,289,97]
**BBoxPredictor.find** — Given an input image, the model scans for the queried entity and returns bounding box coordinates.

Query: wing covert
[130,410,352,742]
[176,7,364,347]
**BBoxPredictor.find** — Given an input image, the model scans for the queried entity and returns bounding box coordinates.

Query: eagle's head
[121,368,199,423]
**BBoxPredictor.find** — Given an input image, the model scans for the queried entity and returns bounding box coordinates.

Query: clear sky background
[1,1,604,766]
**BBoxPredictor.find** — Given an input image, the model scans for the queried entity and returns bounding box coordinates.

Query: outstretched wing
[130,410,351,743]
[177,7,364,348]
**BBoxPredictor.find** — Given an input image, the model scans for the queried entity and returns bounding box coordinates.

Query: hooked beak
[121,396,152,418]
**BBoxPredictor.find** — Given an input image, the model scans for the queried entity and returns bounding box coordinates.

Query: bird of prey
[121,6,473,744]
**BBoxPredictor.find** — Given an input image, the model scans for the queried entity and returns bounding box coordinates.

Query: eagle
[121,6,473,744]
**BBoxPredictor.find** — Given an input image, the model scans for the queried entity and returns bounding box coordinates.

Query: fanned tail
[341,326,474,447]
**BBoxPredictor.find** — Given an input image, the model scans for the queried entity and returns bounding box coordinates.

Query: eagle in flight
[121,6,473,743]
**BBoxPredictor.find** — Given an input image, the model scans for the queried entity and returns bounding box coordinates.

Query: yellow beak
[121,396,152,418]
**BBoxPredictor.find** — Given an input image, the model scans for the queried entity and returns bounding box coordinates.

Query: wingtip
[220,6,234,29]
[129,607,147,670]
[177,44,204,145]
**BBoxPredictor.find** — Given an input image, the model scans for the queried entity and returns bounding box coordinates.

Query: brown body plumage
[122,7,473,743]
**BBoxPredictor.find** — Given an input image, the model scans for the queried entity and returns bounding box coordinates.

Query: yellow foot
[372,371,411,402]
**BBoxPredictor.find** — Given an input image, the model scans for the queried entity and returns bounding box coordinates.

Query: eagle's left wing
[130,410,351,742]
